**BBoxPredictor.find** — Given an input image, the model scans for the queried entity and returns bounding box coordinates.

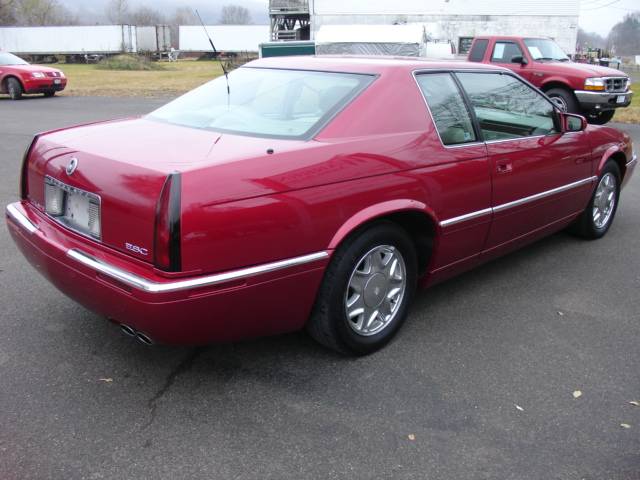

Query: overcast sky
[63,0,637,37]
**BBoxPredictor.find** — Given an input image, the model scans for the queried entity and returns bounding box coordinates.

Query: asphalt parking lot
[1,96,639,480]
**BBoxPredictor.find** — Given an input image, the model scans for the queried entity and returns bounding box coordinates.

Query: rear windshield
[148,67,374,139]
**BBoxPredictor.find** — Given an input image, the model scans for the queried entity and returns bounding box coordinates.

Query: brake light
[154,173,182,272]
[20,135,39,200]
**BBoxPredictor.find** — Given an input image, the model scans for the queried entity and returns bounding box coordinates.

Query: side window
[491,41,524,63]
[416,73,476,146]
[468,39,488,62]
[456,72,557,141]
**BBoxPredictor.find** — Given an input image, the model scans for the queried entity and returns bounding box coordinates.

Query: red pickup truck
[467,36,633,124]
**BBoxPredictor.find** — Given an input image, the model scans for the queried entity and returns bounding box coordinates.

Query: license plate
[617,95,626,104]
[45,176,101,239]
[64,191,93,231]
[54,79,61,84]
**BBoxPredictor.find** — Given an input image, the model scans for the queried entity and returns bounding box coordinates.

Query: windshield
[524,38,569,61]
[0,52,28,66]
[148,67,374,139]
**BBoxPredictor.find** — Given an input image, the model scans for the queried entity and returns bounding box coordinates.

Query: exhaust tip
[120,324,137,337]
[136,332,154,346]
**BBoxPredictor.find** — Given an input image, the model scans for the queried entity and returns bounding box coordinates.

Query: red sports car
[5,57,636,354]
[0,52,67,100]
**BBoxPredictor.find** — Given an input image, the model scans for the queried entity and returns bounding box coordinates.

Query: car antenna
[195,9,230,96]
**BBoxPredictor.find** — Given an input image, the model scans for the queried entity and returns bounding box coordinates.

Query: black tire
[6,77,23,100]
[307,222,418,355]
[569,161,621,239]
[43,90,55,97]
[586,110,615,125]
[545,87,580,114]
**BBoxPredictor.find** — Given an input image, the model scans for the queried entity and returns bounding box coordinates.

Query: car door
[489,40,533,83]
[413,72,491,278]
[455,71,593,252]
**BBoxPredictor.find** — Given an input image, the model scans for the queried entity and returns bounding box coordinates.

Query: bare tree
[0,0,17,25]
[14,0,77,26]
[219,5,251,25]
[105,0,129,24]
[608,12,640,56]
[130,4,164,26]
[171,6,198,26]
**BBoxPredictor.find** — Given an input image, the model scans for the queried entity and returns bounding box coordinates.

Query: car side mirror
[561,112,587,133]
[511,55,528,65]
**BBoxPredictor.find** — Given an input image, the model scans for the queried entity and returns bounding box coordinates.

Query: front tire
[307,222,418,355]
[569,161,621,239]
[6,77,23,100]
[586,110,615,125]
[43,90,56,97]
[546,88,579,114]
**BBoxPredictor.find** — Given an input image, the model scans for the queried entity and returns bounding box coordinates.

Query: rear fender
[327,199,437,249]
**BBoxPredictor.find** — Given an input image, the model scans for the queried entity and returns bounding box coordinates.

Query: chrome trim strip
[440,176,597,227]
[627,154,637,167]
[67,249,330,294]
[5,203,37,234]
[440,208,493,227]
[492,177,597,213]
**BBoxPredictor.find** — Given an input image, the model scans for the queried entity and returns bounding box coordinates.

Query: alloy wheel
[592,172,617,229]
[344,245,407,336]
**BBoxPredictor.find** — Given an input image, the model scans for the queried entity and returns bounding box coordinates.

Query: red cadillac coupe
[5,56,636,354]
[0,52,67,99]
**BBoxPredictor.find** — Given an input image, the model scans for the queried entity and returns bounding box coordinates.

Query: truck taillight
[20,135,39,200]
[154,173,182,272]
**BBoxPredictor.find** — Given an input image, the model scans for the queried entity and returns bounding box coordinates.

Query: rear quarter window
[468,39,489,62]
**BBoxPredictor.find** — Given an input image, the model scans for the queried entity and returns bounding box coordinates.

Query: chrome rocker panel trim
[440,176,598,227]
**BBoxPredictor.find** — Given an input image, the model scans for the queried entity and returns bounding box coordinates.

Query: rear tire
[586,110,615,125]
[6,77,23,100]
[545,87,579,114]
[307,222,418,355]
[569,161,621,239]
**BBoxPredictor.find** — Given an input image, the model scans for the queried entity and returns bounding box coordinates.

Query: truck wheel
[586,110,615,125]
[6,77,23,100]
[307,222,418,355]
[545,88,579,114]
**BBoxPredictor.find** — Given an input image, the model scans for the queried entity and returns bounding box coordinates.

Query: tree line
[577,12,639,57]
[0,0,252,27]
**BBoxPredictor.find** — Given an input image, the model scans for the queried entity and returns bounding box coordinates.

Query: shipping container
[0,25,137,57]
[136,25,172,54]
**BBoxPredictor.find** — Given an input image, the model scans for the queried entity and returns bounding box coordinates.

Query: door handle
[496,163,513,174]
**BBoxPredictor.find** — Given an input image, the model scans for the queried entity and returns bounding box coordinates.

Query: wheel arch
[1,74,25,93]
[541,79,574,93]
[600,148,627,181]
[327,200,438,275]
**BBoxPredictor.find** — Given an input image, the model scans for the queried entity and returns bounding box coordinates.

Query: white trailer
[136,25,172,55]
[179,25,270,52]
[0,25,137,60]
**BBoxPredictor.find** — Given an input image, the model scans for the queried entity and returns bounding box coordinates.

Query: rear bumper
[574,90,633,111]
[6,202,328,345]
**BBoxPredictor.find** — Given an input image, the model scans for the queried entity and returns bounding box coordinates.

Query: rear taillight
[20,135,39,200]
[154,173,181,272]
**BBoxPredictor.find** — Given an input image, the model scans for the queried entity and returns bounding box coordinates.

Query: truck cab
[467,36,633,124]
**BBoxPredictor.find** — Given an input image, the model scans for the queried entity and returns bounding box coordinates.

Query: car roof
[245,55,507,75]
